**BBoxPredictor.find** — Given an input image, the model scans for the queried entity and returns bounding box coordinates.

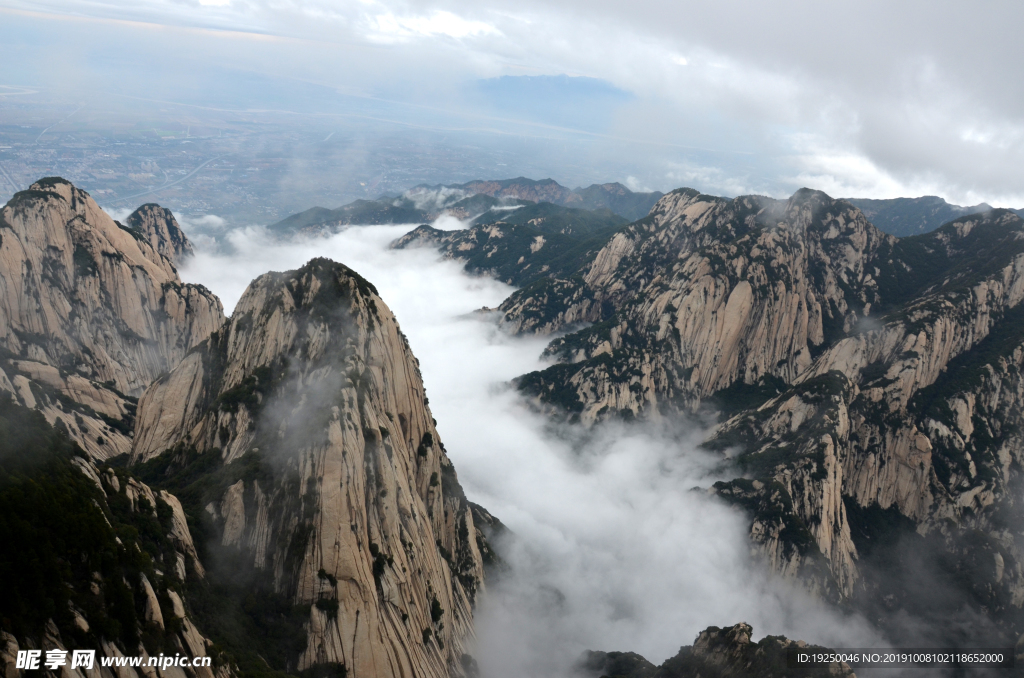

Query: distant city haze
[1,0,1022,214]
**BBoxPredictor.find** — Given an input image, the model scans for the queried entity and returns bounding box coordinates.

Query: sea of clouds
[178,220,880,677]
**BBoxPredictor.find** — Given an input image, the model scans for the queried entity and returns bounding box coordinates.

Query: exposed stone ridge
[130,258,488,678]
[497,187,1024,642]
[489,186,1024,639]
[126,203,195,264]
[580,622,855,678]
[391,217,613,289]
[702,208,1024,604]
[713,299,1024,634]
[509,192,1024,426]
[509,188,899,422]
[0,178,225,458]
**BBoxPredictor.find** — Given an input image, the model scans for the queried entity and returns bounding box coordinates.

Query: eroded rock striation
[0,178,224,459]
[125,203,196,265]
[131,258,488,677]
[487,187,1024,644]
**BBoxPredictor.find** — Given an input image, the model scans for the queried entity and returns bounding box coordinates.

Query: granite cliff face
[455,186,1024,645]
[125,204,196,265]
[508,188,903,417]
[0,178,224,459]
[0,178,494,678]
[131,259,488,677]
[0,179,234,678]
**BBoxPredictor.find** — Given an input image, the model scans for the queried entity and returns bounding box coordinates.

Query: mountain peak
[0,178,224,458]
[126,203,195,264]
[131,254,488,676]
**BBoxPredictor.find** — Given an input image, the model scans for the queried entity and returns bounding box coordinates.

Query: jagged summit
[126,202,195,264]
[0,177,224,458]
[0,178,497,678]
[0,177,232,674]
[131,255,490,677]
[395,181,1024,648]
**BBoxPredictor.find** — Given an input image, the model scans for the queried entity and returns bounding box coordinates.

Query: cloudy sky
[2,0,1022,204]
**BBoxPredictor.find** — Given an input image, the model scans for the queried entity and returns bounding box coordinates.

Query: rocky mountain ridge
[444,186,1024,647]
[6,175,1017,676]
[0,178,224,459]
[0,179,490,678]
[125,203,196,264]
[128,258,489,677]
[268,178,662,236]
[391,201,627,287]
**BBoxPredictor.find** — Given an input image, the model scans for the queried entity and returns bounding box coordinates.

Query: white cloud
[178,225,882,672]
[3,0,1024,204]
[367,8,500,42]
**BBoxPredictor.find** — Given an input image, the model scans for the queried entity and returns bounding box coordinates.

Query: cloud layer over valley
[178,221,880,674]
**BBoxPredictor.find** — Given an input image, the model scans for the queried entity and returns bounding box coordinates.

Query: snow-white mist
[179,222,879,676]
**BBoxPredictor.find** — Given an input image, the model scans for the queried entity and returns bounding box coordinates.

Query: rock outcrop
[0,178,224,458]
[125,204,195,265]
[483,187,1024,644]
[130,258,488,677]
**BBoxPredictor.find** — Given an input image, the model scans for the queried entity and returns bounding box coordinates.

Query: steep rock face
[497,186,1024,643]
[510,188,899,421]
[0,178,224,458]
[131,259,487,677]
[125,204,195,264]
[705,208,1024,605]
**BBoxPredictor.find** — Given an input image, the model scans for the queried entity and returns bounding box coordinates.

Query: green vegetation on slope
[476,201,627,235]
[0,395,193,657]
[136,445,311,678]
